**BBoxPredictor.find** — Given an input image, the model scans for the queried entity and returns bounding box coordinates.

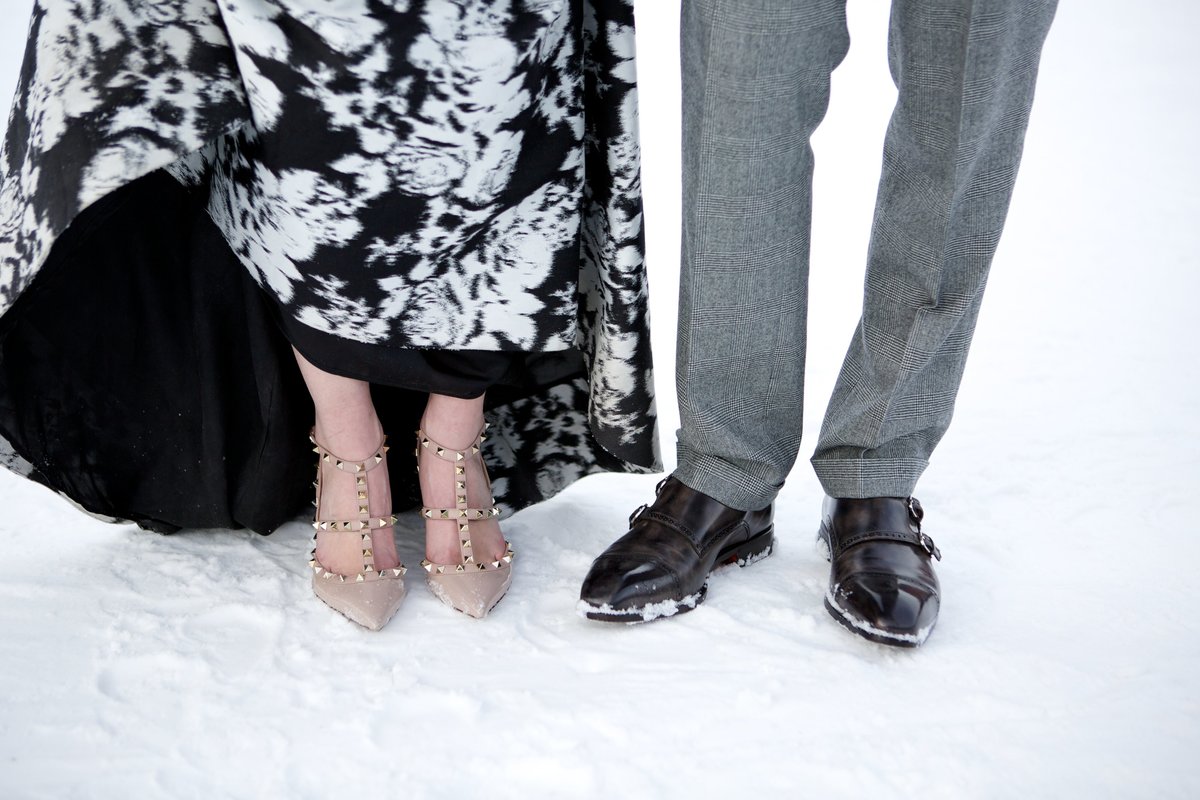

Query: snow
[1,1,1198,798]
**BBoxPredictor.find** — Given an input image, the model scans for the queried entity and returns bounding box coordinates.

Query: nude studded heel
[309,430,407,631]
[416,424,513,619]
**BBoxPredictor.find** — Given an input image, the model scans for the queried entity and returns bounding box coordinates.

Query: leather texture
[312,574,407,632]
[818,496,941,647]
[579,476,774,622]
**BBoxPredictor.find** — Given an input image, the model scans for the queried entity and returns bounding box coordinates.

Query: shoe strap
[310,429,403,582]
[416,424,509,572]
[309,429,389,475]
[829,497,941,561]
[414,424,487,463]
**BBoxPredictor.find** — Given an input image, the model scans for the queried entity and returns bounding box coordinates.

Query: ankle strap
[309,429,389,474]
[415,423,488,463]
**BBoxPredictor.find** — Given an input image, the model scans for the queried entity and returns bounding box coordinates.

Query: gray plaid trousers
[673,0,1058,509]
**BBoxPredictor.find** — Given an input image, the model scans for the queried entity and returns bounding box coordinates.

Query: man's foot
[578,476,775,623]
[818,496,942,647]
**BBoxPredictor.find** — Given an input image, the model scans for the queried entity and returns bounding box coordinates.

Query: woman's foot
[312,418,401,575]
[418,395,506,565]
[291,346,399,576]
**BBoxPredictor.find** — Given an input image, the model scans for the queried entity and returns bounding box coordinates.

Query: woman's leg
[419,393,507,563]
[294,348,401,574]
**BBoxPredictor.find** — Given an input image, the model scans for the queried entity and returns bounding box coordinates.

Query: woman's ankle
[313,414,385,459]
[420,393,485,449]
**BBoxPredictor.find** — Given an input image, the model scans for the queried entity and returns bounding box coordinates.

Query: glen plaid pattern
[674,0,1057,509]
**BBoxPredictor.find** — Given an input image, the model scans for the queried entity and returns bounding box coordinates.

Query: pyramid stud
[392,568,405,577]
[455,565,465,572]
[356,573,364,583]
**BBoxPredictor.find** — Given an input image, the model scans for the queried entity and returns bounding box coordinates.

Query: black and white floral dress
[0,0,660,534]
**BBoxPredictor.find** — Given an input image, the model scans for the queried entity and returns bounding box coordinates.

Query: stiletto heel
[308,430,407,630]
[416,423,513,618]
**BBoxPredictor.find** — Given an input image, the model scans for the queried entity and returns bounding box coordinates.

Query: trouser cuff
[810,456,929,499]
[674,444,780,512]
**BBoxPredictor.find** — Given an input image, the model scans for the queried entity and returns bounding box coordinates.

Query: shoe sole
[817,524,932,648]
[579,526,775,624]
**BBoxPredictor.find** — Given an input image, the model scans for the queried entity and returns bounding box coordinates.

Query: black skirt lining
[0,169,588,533]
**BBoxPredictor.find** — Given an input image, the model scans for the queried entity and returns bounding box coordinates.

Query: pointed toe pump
[416,425,513,619]
[309,431,407,631]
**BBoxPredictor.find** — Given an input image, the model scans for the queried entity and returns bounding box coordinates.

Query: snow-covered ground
[2,2,1197,798]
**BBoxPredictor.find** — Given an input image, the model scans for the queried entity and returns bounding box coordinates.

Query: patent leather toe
[580,556,683,612]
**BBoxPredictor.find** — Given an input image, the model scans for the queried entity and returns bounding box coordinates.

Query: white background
[1,1,1197,798]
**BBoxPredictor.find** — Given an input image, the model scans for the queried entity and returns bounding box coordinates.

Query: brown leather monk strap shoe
[578,476,775,623]
[818,496,942,647]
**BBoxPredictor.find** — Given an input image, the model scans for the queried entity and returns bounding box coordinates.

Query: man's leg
[674,0,850,511]
[813,0,1058,646]
[813,0,1058,495]
[579,0,850,621]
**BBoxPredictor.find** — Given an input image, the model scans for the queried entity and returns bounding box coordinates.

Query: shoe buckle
[629,503,648,527]
[907,496,924,525]
[918,531,941,561]
[907,497,938,560]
